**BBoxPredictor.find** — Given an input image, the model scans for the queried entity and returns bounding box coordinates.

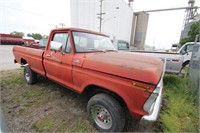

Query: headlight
[143,79,163,114]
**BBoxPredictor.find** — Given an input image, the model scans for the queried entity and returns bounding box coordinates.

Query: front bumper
[141,79,163,121]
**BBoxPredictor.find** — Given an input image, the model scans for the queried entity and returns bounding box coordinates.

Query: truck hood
[83,52,163,85]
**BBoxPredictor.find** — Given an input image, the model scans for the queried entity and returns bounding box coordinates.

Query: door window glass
[53,33,68,47]
[186,44,194,52]
[52,33,71,53]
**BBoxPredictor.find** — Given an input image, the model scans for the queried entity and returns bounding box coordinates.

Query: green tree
[27,33,43,40]
[10,31,24,36]
[180,21,200,46]
[42,35,48,39]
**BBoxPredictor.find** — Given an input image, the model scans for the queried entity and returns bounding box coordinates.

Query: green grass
[22,88,47,99]
[68,117,96,132]
[33,117,55,132]
[2,69,198,132]
[160,74,199,132]
[1,69,50,113]
[32,116,96,132]
[1,73,24,85]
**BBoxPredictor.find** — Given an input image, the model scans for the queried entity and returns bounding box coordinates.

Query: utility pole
[97,0,105,32]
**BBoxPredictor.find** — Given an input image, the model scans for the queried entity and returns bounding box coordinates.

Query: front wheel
[87,93,125,132]
[24,65,37,84]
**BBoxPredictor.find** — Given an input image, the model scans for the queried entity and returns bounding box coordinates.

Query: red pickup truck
[13,28,164,132]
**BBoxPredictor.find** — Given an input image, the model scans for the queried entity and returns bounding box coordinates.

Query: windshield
[72,31,116,52]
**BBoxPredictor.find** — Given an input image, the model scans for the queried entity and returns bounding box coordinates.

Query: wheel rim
[25,68,30,81]
[91,105,112,130]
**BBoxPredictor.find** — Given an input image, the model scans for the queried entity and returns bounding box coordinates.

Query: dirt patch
[0,69,160,132]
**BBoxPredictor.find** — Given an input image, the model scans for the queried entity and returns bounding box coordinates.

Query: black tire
[87,93,125,132]
[24,65,37,84]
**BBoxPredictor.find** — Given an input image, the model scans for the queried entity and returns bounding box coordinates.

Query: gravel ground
[0,45,20,71]
[0,69,160,132]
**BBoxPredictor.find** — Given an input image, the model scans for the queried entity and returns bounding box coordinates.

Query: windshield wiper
[104,49,118,52]
[86,48,118,53]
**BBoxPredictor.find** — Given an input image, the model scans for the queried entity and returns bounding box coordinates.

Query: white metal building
[70,0,133,43]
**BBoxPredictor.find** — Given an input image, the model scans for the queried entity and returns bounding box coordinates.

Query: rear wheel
[87,93,125,132]
[24,65,37,84]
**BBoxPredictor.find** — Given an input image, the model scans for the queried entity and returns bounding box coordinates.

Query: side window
[186,44,194,52]
[52,33,71,53]
[180,46,187,54]
[53,33,68,47]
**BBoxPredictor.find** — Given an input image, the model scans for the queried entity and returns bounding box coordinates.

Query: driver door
[44,31,74,88]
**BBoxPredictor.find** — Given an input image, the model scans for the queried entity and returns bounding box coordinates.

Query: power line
[0,4,62,20]
[134,6,199,13]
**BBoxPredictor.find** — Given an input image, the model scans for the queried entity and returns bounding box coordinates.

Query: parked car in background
[112,39,130,50]
[177,42,199,68]
[171,43,179,52]
[0,33,24,45]
[39,39,48,46]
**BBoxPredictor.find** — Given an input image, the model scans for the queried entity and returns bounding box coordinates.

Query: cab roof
[51,27,108,37]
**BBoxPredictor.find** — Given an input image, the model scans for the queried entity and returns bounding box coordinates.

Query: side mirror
[50,41,62,51]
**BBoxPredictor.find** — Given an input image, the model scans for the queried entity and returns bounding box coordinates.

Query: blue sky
[1,0,199,49]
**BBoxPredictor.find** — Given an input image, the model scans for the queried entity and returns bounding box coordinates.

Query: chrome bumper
[141,79,163,121]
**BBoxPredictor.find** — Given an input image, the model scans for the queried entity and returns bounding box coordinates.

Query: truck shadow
[35,76,160,132]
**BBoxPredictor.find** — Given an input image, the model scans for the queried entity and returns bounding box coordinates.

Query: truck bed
[130,50,180,55]
[23,44,46,50]
[13,45,46,76]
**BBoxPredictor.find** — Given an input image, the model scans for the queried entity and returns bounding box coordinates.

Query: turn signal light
[132,82,150,90]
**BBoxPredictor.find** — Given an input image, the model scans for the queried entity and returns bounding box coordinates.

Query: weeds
[68,117,96,132]
[160,74,198,132]
[33,117,54,132]
[1,69,24,85]
[32,116,96,132]
[22,88,46,99]
[2,69,198,132]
